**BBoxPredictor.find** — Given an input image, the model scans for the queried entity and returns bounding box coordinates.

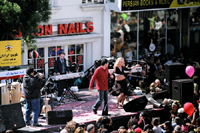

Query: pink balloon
[184,102,194,116]
[185,66,195,77]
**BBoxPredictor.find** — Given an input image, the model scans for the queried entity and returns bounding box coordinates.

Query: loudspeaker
[165,63,187,98]
[172,79,194,105]
[47,110,73,125]
[123,95,148,112]
[0,103,25,132]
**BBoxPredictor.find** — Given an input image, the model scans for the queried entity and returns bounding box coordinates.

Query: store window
[110,11,138,62]
[68,44,84,72]
[28,48,45,73]
[48,46,64,75]
[190,7,200,26]
[110,9,180,62]
[189,7,200,57]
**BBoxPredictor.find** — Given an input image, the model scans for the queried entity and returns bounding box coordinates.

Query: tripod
[59,78,81,102]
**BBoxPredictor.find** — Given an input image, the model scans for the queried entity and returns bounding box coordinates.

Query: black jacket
[54,58,70,74]
[23,74,43,100]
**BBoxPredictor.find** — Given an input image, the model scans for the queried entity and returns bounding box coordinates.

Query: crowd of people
[2,47,200,133]
[59,100,200,133]
[57,52,200,133]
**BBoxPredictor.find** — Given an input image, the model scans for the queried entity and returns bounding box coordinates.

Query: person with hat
[23,67,44,127]
[86,124,95,133]
[173,125,182,133]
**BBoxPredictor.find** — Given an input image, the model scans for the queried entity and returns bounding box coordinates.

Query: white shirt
[153,126,162,133]
[154,21,162,30]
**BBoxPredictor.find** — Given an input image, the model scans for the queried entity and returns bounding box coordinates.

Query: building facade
[109,0,200,62]
[21,0,110,77]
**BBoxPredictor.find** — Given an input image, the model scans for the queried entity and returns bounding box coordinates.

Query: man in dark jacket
[23,67,43,127]
[54,52,70,101]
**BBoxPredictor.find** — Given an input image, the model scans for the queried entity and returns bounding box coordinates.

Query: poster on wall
[121,0,200,11]
[0,40,21,66]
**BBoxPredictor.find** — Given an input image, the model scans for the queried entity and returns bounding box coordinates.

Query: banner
[0,40,21,66]
[0,69,26,80]
[121,0,200,11]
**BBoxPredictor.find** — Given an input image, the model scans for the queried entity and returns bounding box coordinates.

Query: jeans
[93,90,108,114]
[25,98,40,125]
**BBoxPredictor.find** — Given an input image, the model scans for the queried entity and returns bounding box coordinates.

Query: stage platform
[15,88,166,133]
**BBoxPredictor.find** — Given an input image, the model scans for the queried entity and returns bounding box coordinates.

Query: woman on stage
[113,57,140,108]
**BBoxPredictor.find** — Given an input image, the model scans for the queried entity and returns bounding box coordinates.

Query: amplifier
[47,110,73,125]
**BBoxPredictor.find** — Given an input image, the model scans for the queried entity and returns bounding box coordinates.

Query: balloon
[183,102,194,116]
[30,51,39,59]
[185,66,195,77]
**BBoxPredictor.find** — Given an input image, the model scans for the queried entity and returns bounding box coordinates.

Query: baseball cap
[86,124,94,132]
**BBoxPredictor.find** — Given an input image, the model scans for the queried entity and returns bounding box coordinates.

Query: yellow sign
[0,40,21,66]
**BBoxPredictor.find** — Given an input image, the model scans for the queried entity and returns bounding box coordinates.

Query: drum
[0,83,10,105]
[11,82,21,103]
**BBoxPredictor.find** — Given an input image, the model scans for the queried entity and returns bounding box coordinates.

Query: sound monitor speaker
[0,103,25,133]
[123,95,148,112]
[172,79,194,105]
[165,63,187,98]
[47,110,73,125]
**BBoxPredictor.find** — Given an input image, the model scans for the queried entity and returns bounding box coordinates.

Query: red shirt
[89,66,110,91]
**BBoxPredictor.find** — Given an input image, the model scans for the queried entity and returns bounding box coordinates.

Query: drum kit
[0,82,22,105]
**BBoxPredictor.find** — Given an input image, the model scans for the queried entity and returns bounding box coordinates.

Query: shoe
[57,97,61,101]
[92,109,97,114]
[32,124,42,127]
[26,123,31,126]
[116,103,119,108]
[102,113,111,116]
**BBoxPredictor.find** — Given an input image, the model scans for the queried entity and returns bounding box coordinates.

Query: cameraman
[23,67,43,127]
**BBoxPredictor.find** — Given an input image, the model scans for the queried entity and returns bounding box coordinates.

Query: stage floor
[16,88,165,132]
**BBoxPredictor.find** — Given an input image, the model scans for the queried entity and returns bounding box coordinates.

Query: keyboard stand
[60,78,81,102]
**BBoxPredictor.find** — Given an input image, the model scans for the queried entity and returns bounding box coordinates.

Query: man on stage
[54,52,71,101]
[23,67,43,127]
[89,59,113,116]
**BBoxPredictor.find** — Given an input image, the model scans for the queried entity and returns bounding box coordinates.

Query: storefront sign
[15,22,94,38]
[0,40,21,66]
[121,0,200,11]
[0,69,26,80]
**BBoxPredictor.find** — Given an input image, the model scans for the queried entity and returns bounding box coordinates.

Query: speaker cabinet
[0,103,25,132]
[172,79,194,105]
[123,95,148,112]
[47,110,73,125]
[165,63,187,98]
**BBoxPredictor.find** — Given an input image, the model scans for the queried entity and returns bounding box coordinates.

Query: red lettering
[49,58,55,67]
[37,59,44,68]
[34,25,44,36]
[75,23,80,33]
[85,22,94,33]
[78,55,83,64]
[79,23,86,33]
[14,30,22,38]
[58,24,67,34]
[44,25,52,35]
[68,23,76,34]
[69,56,73,64]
